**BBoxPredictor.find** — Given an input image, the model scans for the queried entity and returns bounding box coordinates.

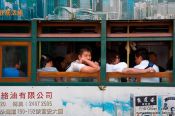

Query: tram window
[106,41,172,83]
[42,26,97,34]
[107,21,173,37]
[37,42,100,82]
[129,25,169,33]
[0,42,31,82]
[106,42,128,83]
[0,21,31,37]
[2,46,28,77]
[0,26,29,33]
[134,42,171,70]
[107,22,128,37]
[110,26,127,33]
[38,21,101,37]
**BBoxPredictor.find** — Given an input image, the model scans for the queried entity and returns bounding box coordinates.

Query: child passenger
[66,48,100,73]
[38,55,58,82]
[106,50,128,82]
[65,48,100,82]
[123,48,160,83]
[3,58,25,77]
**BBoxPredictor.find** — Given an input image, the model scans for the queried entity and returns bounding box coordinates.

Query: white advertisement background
[0,86,175,116]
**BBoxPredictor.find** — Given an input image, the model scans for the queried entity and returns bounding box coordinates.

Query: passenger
[38,55,58,82]
[61,53,78,71]
[106,50,128,82]
[123,48,160,83]
[53,56,64,71]
[149,52,165,72]
[65,48,100,82]
[3,57,25,77]
[66,48,100,72]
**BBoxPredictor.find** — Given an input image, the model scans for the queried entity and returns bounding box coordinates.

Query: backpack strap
[145,61,154,69]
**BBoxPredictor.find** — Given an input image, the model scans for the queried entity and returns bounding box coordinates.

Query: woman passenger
[38,55,58,82]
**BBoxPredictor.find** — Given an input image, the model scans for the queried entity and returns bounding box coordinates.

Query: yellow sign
[0,10,23,16]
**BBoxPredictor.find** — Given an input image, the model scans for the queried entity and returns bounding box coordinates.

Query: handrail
[37,72,100,82]
[38,71,172,83]
[107,71,173,82]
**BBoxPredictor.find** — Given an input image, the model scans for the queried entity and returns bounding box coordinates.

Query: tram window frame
[106,41,173,83]
[0,21,31,37]
[106,20,173,84]
[37,42,101,82]
[37,21,101,37]
[0,20,173,86]
[0,42,31,82]
[107,21,173,37]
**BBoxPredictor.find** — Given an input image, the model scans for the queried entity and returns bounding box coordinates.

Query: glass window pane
[134,0,175,20]
[2,46,28,78]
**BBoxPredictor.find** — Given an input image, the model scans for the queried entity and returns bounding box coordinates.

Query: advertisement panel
[0,86,175,116]
[0,0,175,20]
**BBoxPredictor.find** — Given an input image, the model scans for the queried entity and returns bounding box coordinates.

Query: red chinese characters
[0,92,53,100]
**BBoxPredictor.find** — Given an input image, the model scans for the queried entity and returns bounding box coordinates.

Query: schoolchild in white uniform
[65,48,100,81]
[106,50,128,82]
[123,48,160,83]
[38,55,58,82]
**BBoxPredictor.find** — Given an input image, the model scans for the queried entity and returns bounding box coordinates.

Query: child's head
[78,48,92,61]
[61,53,78,71]
[135,48,148,65]
[12,58,21,69]
[107,50,120,65]
[149,52,158,64]
[40,55,53,68]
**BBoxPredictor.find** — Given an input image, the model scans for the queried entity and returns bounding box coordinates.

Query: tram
[0,0,175,116]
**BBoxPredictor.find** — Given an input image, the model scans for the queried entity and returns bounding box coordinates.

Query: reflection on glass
[0,0,175,20]
[46,0,128,20]
[134,0,175,19]
[2,46,28,77]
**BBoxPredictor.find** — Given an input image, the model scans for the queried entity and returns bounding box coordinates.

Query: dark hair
[78,47,92,56]
[11,56,21,67]
[107,50,120,64]
[149,52,157,57]
[40,55,53,68]
[135,48,148,60]
[61,53,78,71]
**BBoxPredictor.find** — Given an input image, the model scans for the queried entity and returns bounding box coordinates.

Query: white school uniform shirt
[106,62,128,82]
[38,67,58,82]
[66,60,86,72]
[134,60,160,83]
[66,60,86,82]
